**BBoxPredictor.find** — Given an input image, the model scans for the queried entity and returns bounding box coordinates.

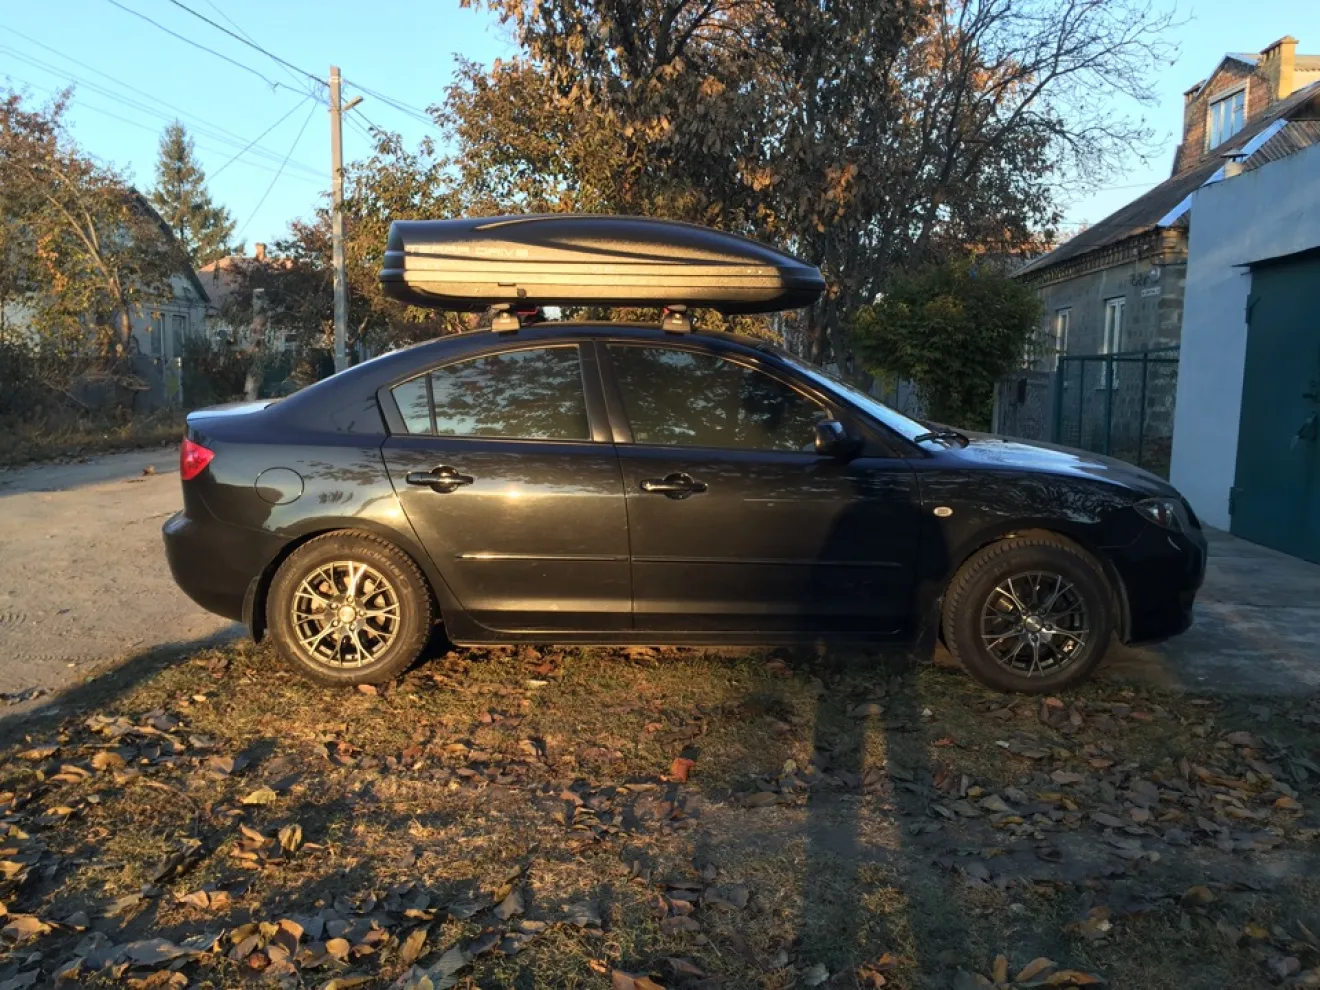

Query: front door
[381,342,631,633]
[1232,252,1320,563]
[601,341,921,635]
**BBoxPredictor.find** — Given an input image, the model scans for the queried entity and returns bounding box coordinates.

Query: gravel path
[0,448,240,699]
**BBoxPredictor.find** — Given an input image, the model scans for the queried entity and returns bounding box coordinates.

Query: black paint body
[163,324,1206,650]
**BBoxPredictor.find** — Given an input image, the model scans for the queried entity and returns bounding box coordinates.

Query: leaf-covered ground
[1,644,1318,989]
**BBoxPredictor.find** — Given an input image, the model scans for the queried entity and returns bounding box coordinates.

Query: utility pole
[329,65,348,373]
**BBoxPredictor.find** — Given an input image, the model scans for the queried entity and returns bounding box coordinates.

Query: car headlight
[1134,497,1188,532]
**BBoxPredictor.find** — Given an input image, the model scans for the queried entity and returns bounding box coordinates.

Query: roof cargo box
[378,214,824,314]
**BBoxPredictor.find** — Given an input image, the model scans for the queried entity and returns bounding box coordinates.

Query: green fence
[1053,347,1180,477]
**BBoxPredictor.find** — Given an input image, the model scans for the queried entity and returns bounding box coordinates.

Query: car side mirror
[815,420,860,459]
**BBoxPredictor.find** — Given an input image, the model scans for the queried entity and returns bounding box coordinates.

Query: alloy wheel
[979,571,1090,678]
[291,560,401,668]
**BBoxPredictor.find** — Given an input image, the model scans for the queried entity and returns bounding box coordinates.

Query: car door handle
[405,467,474,493]
[639,473,707,499]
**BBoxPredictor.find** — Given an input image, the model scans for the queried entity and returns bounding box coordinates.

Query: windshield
[775,352,930,442]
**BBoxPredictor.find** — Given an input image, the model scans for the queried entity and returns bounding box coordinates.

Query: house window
[150,313,163,356]
[1100,298,1124,388]
[1053,308,1070,371]
[1207,88,1246,149]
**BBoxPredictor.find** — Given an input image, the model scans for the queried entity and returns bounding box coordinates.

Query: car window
[608,344,826,451]
[391,345,590,441]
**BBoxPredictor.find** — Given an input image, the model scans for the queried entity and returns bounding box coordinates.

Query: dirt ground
[0,448,239,702]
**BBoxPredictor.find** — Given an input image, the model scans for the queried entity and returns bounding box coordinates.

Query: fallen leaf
[126,938,195,965]
[669,757,695,783]
[992,955,1009,984]
[1,915,50,941]
[322,977,373,990]
[802,962,830,986]
[494,888,524,921]
[278,823,303,852]
[612,970,665,990]
[400,927,428,965]
[106,892,145,917]
[1017,957,1057,982]
[241,786,278,806]
[667,957,705,977]
[563,901,602,928]
[1044,970,1105,986]
[325,937,351,960]
[17,745,57,761]
[91,751,127,772]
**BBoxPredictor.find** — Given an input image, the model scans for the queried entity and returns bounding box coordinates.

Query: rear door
[380,341,631,633]
[599,340,922,634]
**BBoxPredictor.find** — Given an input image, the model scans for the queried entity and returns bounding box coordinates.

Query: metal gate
[1231,252,1320,563]
[1052,347,1180,477]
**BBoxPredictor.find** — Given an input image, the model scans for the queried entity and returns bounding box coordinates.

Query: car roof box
[379,214,824,314]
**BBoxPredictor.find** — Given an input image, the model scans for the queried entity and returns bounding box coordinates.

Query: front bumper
[1111,524,1207,644]
[163,511,283,625]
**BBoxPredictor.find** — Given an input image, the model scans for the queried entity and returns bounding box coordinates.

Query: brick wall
[1173,37,1300,174]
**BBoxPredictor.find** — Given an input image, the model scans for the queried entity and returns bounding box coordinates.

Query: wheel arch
[936,523,1132,644]
[243,521,461,642]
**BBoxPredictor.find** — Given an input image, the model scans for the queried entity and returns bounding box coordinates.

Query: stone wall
[1033,257,1185,358]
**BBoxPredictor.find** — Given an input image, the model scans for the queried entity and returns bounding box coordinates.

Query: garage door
[1231,250,1320,562]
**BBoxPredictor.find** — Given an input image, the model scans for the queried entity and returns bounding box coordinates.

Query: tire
[267,532,434,686]
[941,534,1114,694]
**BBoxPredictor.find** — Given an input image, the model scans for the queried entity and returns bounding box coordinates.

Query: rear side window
[391,345,590,441]
[607,344,826,451]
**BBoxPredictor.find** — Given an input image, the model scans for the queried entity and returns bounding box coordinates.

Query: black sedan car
[164,322,1206,693]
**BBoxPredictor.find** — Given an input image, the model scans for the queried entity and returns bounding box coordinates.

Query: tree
[448,0,1175,370]
[0,90,180,355]
[851,258,1040,428]
[150,120,238,269]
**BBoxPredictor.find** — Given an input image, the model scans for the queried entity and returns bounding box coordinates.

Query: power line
[2,72,324,186]
[197,0,313,95]
[211,96,317,179]
[160,0,441,135]
[163,0,324,89]
[342,80,436,126]
[101,0,305,95]
[0,40,324,178]
[237,98,319,238]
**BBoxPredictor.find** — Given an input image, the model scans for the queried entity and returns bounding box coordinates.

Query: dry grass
[0,408,184,467]
[1,643,1318,989]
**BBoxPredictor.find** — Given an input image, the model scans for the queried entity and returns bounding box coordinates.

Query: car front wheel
[941,534,1114,694]
[267,532,433,686]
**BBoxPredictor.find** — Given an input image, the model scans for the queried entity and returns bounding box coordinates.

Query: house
[0,190,210,399]
[1168,140,1320,561]
[198,242,298,352]
[1000,36,1320,472]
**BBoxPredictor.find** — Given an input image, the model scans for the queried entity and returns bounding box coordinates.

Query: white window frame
[1207,83,1247,150]
[1100,297,1124,389]
[1052,308,1070,371]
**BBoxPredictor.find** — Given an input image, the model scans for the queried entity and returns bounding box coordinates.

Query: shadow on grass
[0,630,241,745]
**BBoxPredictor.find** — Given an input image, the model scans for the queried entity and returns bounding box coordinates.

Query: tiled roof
[1017,82,1320,278]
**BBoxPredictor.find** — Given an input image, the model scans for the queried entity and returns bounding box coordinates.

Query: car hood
[942,432,1177,497]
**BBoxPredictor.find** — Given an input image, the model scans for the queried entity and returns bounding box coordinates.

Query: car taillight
[180,437,215,481]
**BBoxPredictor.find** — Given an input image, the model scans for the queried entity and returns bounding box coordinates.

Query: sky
[2,0,1319,251]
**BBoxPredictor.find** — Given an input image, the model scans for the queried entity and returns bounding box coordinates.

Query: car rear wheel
[267,532,433,686]
[941,534,1114,694]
